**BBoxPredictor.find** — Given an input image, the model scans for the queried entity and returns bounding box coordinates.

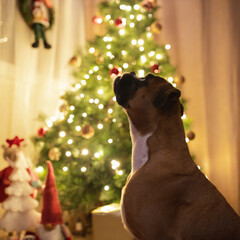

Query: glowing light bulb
[112,96,116,101]
[121,50,127,56]
[80,93,85,98]
[97,123,103,129]
[111,160,120,169]
[197,165,201,170]
[139,47,144,51]
[104,185,110,191]
[134,4,140,10]
[108,139,113,144]
[84,74,90,79]
[98,104,104,109]
[94,152,100,158]
[81,167,87,172]
[117,170,123,175]
[123,63,129,69]
[67,118,73,123]
[107,52,112,57]
[130,14,134,19]
[94,99,99,104]
[63,166,68,172]
[36,166,43,173]
[156,53,163,60]
[76,126,81,131]
[138,70,145,77]
[68,139,73,144]
[97,75,102,80]
[165,44,171,50]
[138,39,144,45]
[66,151,71,157]
[181,114,187,120]
[119,29,125,35]
[70,106,75,111]
[75,83,81,89]
[89,98,94,103]
[46,120,53,128]
[130,22,135,28]
[82,113,87,117]
[137,14,143,21]
[131,39,137,45]
[126,6,132,11]
[168,77,174,83]
[59,131,66,137]
[112,118,117,122]
[82,149,89,155]
[108,108,113,114]
[106,15,111,20]
[147,32,152,38]
[89,47,95,54]
[140,55,147,63]
[98,89,104,95]
[89,70,93,74]
[107,44,111,49]
[185,137,189,143]
[148,51,155,57]
[93,66,99,71]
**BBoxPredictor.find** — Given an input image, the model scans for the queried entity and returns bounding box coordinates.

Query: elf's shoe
[32,40,39,48]
[44,41,51,49]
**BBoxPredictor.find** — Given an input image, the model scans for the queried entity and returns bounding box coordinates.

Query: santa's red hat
[41,161,63,225]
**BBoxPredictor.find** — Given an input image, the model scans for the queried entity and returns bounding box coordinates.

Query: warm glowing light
[185,137,189,143]
[139,47,144,51]
[136,14,143,21]
[111,160,120,169]
[59,131,66,137]
[148,51,155,57]
[107,44,111,49]
[81,167,87,172]
[130,22,135,28]
[46,120,53,128]
[119,29,125,35]
[165,44,171,50]
[66,151,71,157]
[76,126,81,131]
[70,106,75,111]
[131,39,137,45]
[67,118,73,124]
[82,149,89,155]
[75,83,81,89]
[108,139,113,144]
[106,15,111,20]
[168,77,174,83]
[84,74,90,79]
[108,108,113,114]
[134,4,140,10]
[123,63,129,69]
[98,104,104,109]
[89,70,93,74]
[140,55,147,63]
[138,39,144,45]
[181,113,187,120]
[130,14,134,19]
[89,47,95,54]
[82,113,87,117]
[80,93,85,98]
[68,139,73,144]
[98,89,104,95]
[36,166,43,173]
[138,69,145,77]
[104,185,110,191]
[94,99,100,104]
[117,170,123,175]
[121,50,127,56]
[93,66,99,71]
[97,123,103,129]
[97,75,102,80]
[156,53,163,60]
[113,96,116,101]
[197,165,201,170]
[112,118,117,122]
[147,32,152,38]
[63,166,68,172]
[89,98,94,103]
[94,152,100,158]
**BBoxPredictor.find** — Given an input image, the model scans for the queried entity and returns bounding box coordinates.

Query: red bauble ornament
[114,17,124,28]
[92,16,103,24]
[142,0,154,10]
[110,67,120,78]
[150,64,160,74]
[38,127,47,137]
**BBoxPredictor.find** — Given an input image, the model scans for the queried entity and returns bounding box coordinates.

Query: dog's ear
[153,84,181,111]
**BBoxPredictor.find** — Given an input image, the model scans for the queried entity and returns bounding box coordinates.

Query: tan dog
[113,72,240,240]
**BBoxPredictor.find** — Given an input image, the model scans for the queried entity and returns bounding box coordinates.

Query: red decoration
[92,16,103,24]
[150,64,160,74]
[110,67,120,78]
[6,136,24,148]
[142,0,154,10]
[38,127,47,138]
[114,17,124,28]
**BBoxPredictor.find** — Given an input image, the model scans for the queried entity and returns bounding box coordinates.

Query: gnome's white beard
[37,224,64,240]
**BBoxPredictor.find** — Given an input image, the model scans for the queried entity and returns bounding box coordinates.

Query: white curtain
[0,0,85,159]
[157,0,240,213]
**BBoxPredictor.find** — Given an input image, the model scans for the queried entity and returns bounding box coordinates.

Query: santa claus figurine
[36,161,72,240]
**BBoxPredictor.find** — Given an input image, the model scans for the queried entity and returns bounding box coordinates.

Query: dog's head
[114,72,183,134]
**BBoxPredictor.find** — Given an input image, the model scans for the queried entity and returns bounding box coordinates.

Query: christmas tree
[33,0,192,230]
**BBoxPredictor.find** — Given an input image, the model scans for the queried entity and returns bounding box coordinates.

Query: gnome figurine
[36,161,72,240]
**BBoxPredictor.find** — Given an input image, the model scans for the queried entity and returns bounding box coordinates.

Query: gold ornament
[151,22,162,34]
[96,55,104,64]
[48,147,61,161]
[81,124,95,139]
[69,55,82,68]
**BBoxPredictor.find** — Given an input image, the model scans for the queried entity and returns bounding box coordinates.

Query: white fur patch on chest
[129,119,152,174]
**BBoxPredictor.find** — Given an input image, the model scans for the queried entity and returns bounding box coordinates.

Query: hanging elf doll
[18,0,54,49]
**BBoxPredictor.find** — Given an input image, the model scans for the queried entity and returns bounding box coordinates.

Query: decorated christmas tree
[33,0,193,232]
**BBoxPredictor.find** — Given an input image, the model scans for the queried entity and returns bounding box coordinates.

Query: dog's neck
[129,119,153,174]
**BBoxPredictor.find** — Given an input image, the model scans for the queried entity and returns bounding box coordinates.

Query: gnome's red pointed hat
[41,160,63,225]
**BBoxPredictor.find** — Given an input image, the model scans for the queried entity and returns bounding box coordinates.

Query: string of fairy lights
[35,2,198,192]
